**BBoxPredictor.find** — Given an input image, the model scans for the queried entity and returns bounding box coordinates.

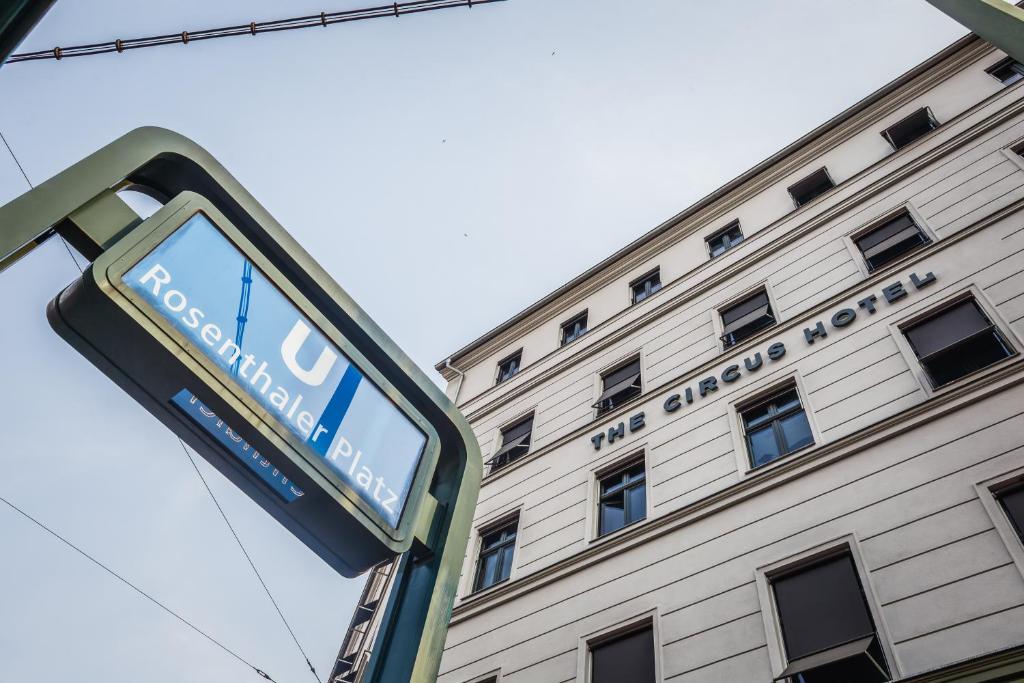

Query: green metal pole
[926,0,1024,63]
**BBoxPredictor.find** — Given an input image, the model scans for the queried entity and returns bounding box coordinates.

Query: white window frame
[888,284,1020,399]
[460,508,523,599]
[575,608,663,683]
[975,467,1024,583]
[593,351,645,420]
[843,202,937,279]
[754,534,901,681]
[711,280,781,353]
[484,408,538,478]
[726,372,823,479]
[585,447,651,544]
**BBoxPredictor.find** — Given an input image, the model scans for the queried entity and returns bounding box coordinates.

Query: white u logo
[281,320,338,386]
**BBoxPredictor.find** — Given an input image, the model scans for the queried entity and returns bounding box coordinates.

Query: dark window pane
[721,290,775,347]
[707,221,744,258]
[562,312,588,345]
[476,551,499,589]
[789,168,835,207]
[501,416,533,445]
[923,329,1012,386]
[855,214,927,272]
[748,425,781,468]
[631,271,662,304]
[904,300,1012,386]
[905,300,990,357]
[497,546,514,583]
[990,58,1024,85]
[599,491,626,536]
[627,484,647,525]
[779,411,814,452]
[603,359,641,388]
[597,359,643,414]
[773,389,802,414]
[591,627,656,683]
[496,353,521,384]
[882,107,938,150]
[1000,486,1024,542]
[773,554,876,661]
[794,637,890,683]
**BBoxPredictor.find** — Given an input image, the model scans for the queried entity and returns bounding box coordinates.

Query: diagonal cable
[1,128,86,273]
[0,492,279,681]
[2,126,301,681]
[178,439,322,682]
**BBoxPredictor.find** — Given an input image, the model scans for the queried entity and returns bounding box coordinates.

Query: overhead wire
[5,0,506,64]
[177,439,322,682]
[0,130,297,682]
[0,492,279,682]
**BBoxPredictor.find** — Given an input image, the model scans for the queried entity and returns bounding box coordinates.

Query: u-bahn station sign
[0,127,481,682]
[48,191,440,576]
[589,270,937,450]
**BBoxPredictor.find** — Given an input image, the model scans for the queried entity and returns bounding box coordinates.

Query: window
[854,212,928,272]
[488,414,533,473]
[788,168,835,207]
[598,460,646,536]
[989,57,1024,85]
[999,485,1024,544]
[741,385,813,468]
[882,107,939,151]
[473,520,517,592]
[594,358,642,415]
[631,269,662,304]
[561,311,588,346]
[590,625,656,683]
[771,552,890,682]
[495,351,521,384]
[721,289,776,348]
[902,298,1013,387]
[706,220,744,259]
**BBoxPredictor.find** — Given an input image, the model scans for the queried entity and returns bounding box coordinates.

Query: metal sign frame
[0,127,482,682]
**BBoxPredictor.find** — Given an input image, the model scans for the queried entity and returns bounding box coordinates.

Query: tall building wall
[436,35,1024,683]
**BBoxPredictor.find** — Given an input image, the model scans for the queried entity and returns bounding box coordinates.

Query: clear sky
[0,1,968,681]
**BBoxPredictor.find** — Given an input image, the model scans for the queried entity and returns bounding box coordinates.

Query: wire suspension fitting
[6,0,508,64]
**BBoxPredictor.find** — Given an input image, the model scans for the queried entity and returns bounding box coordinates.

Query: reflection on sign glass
[124,213,426,527]
[172,389,304,503]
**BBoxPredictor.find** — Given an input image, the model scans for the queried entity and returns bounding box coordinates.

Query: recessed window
[788,168,835,207]
[495,351,521,384]
[999,485,1024,544]
[561,311,588,346]
[772,552,891,682]
[741,385,813,468]
[882,107,939,151]
[988,56,1024,85]
[631,269,662,304]
[902,298,1013,387]
[473,519,517,592]
[488,414,533,473]
[855,212,929,272]
[590,624,656,683]
[706,220,744,259]
[594,358,642,415]
[720,289,775,348]
[598,460,646,537]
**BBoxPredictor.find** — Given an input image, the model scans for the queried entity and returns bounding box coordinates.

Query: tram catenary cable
[6,0,507,64]
[0,130,306,682]
[0,492,280,682]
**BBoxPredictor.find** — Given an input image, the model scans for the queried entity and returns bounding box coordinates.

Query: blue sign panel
[172,389,305,503]
[124,213,426,527]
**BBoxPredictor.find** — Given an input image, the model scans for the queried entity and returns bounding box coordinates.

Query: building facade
[433,35,1024,683]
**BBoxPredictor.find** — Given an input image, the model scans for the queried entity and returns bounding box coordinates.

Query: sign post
[0,127,481,680]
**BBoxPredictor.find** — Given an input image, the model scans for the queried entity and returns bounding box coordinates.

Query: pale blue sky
[0,2,966,681]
